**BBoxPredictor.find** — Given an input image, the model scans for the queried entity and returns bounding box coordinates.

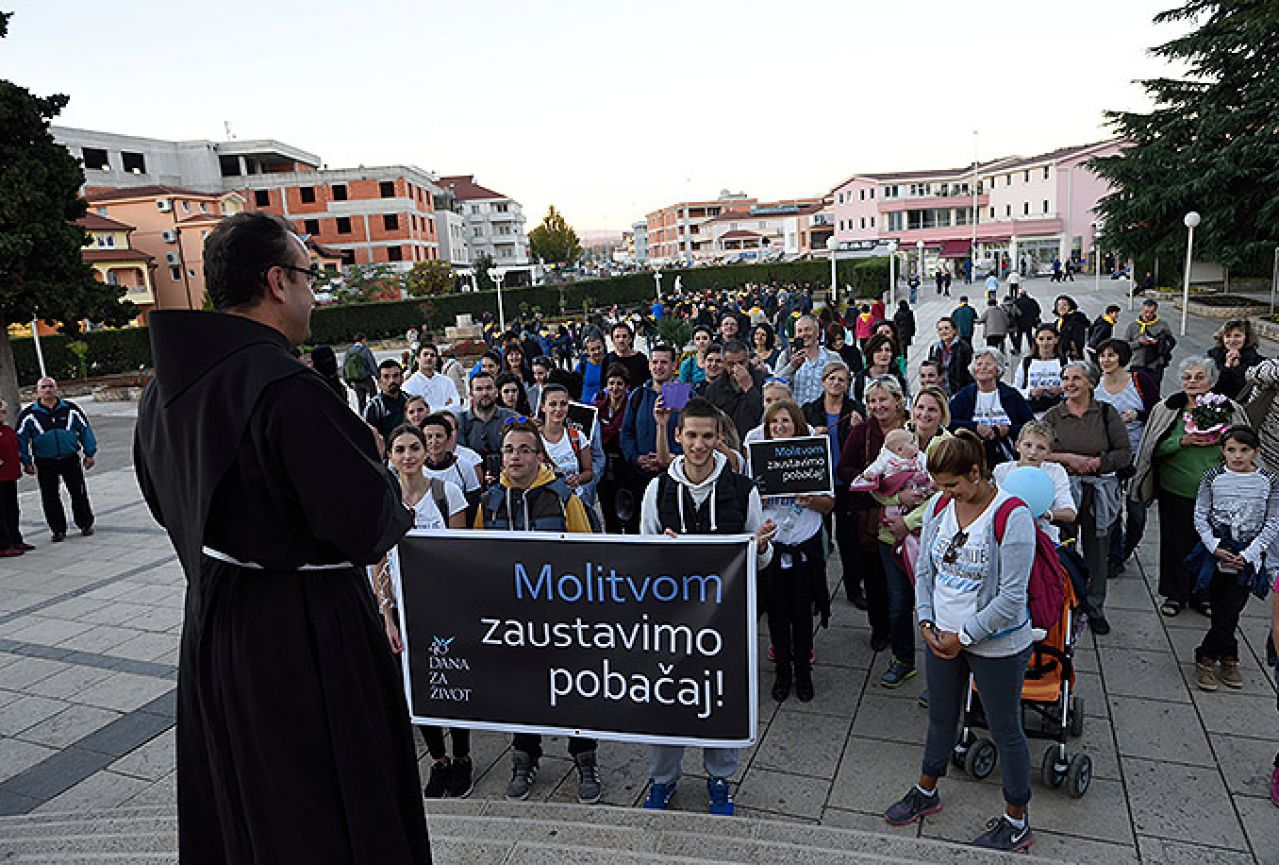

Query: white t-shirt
[973,389,1011,428]
[409,480,468,530]
[929,494,1001,633]
[761,496,824,547]
[543,427,590,495]
[992,460,1073,543]
[403,371,462,414]
[1015,359,1063,397]
[423,454,481,494]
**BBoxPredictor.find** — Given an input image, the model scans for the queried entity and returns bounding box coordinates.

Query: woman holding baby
[837,377,925,688]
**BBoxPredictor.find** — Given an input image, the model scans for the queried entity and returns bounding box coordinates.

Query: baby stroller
[950,559,1092,798]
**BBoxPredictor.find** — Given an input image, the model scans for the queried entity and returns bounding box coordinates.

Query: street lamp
[887,240,899,305]
[915,240,925,289]
[826,236,839,305]
[653,270,662,301]
[490,266,505,334]
[1180,211,1201,336]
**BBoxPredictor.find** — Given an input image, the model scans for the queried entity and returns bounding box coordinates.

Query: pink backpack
[930,496,1066,630]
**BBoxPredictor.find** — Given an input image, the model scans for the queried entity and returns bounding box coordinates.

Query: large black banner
[392,531,758,746]
[747,435,834,497]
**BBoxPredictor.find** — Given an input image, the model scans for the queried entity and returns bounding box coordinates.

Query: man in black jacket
[702,339,764,440]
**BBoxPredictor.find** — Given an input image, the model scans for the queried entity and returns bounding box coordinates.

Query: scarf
[1103,313,1117,325]
[1137,316,1161,335]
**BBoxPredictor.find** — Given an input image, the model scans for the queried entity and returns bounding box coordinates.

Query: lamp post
[826,236,839,305]
[1180,211,1200,336]
[490,266,505,334]
[915,239,925,290]
[1270,246,1278,315]
[31,316,47,379]
[887,240,899,305]
[653,270,662,301]
[970,130,979,279]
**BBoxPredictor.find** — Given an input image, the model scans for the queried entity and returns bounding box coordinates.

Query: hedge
[6,257,896,380]
[9,328,154,384]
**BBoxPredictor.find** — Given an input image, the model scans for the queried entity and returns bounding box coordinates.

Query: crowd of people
[318,277,1279,846]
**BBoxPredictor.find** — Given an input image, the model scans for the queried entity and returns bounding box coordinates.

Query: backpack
[428,478,451,525]
[930,495,1066,630]
[343,346,367,382]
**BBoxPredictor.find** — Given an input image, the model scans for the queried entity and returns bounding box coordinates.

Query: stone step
[0,800,1068,864]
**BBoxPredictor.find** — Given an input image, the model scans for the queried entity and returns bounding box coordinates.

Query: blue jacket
[948,382,1034,466]
[620,382,680,470]
[16,399,98,464]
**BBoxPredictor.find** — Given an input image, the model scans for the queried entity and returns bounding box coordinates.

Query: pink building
[830,140,1125,278]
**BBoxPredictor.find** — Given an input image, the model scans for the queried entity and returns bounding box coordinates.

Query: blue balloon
[1000,466,1055,518]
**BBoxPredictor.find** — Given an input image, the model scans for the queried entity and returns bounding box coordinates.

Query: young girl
[1015,325,1065,419]
[1190,426,1279,692]
[992,421,1077,542]
[373,425,470,799]
[538,384,593,494]
[759,400,834,703]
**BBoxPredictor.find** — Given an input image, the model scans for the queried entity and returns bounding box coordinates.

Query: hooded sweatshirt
[639,451,772,569]
[475,463,593,533]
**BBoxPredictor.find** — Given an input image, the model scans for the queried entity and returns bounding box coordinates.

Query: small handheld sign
[747,435,834,497]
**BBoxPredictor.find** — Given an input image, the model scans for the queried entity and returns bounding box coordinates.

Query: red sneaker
[14,543,34,552]
[0,548,23,558]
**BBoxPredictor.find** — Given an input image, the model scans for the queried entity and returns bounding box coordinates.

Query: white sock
[1005,813,1026,830]
[915,784,936,797]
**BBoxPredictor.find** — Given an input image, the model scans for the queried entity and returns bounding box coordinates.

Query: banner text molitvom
[392,531,759,747]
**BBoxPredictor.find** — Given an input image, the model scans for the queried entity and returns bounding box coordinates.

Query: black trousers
[830,494,860,601]
[35,456,93,535]
[0,480,21,548]
[766,534,823,675]
[511,733,595,760]
[1157,492,1202,604]
[420,726,471,761]
[1195,570,1252,662]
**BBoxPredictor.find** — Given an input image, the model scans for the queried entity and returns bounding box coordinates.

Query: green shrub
[9,327,155,383]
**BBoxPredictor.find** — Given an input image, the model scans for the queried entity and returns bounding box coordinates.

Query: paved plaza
[0,277,1275,863]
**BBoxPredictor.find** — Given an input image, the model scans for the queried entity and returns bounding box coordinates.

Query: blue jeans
[878,542,916,665]
[921,646,1032,807]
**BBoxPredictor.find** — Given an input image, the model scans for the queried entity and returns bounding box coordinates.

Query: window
[886,212,904,231]
[336,217,352,234]
[169,266,182,282]
[837,193,843,205]
[379,181,395,198]
[869,189,875,199]
[332,184,347,201]
[838,220,844,231]
[989,206,996,219]
[254,189,270,207]
[1006,204,1012,217]
[1006,174,1012,186]
[383,214,399,230]
[1042,200,1049,214]
[199,202,208,213]
[1023,170,1030,182]
[181,201,190,213]
[870,216,875,228]
[473,226,483,237]
[387,246,403,262]
[300,186,315,204]
[121,151,146,174]
[97,207,108,216]
[859,189,865,201]
[494,203,509,213]
[304,219,320,235]
[1023,202,1030,216]
[82,147,109,170]
[859,217,865,229]
[1043,166,1050,180]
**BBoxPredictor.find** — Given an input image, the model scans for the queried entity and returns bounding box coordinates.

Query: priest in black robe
[134,212,429,864]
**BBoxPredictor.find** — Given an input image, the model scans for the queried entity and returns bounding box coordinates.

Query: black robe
[134,310,428,865]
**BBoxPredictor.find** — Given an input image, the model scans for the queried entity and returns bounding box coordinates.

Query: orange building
[645,193,757,264]
[76,213,155,317]
[240,167,440,269]
[83,186,244,310]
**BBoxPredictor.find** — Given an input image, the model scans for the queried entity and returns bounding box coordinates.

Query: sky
[4,0,1190,233]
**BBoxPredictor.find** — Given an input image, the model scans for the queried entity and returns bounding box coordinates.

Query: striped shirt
[1193,465,1279,569]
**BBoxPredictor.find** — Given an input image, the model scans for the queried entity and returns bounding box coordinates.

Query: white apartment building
[438,175,533,286]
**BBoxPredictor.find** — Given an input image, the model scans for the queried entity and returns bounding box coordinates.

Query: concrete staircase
[0,799,1065,863]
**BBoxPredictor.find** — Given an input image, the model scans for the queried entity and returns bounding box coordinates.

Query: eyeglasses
[271,263,322,286]
[941,529,969,564]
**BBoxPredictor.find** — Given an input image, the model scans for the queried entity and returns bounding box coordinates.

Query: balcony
[879,194,988,213]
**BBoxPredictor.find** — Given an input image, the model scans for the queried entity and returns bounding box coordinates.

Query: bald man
[16,377,97,542]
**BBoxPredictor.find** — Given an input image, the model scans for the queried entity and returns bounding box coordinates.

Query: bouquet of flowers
[1184,392,1233,440]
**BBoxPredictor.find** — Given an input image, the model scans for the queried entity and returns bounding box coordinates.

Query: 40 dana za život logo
[428,636,472,702]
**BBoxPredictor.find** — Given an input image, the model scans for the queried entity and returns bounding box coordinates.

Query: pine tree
[0,11,135,412]
[1091,0,1279,275]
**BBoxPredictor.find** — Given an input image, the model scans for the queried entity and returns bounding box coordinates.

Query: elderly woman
[1043,360,1133,634]
[837,377,921,687]
[1093,339,1160,570]
[1244,358,1279,471]
[949,348,1033,468]
[1209,319,1264,400]
[804,361,867,607]
[1133,357,1249,617]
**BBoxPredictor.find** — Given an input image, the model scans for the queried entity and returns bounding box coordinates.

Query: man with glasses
[474,420,601,804]
[458,371,517,461]
[133,212,429,863]
[403,343,461,414]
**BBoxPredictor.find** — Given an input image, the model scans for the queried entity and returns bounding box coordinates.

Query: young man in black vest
[475,420,601,803]
[638,398,775,816]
